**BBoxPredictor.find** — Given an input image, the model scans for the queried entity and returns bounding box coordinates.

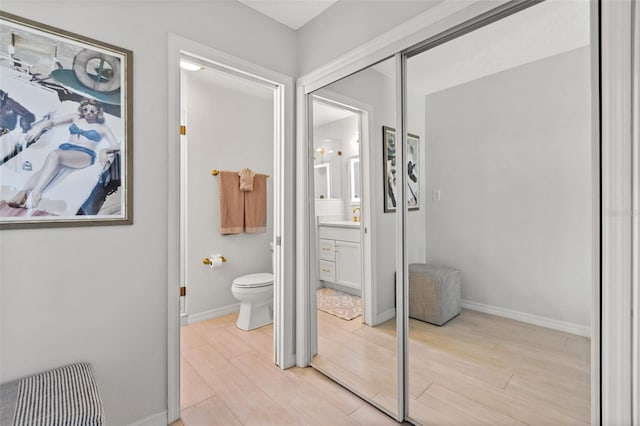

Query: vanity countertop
[318,220,360,229]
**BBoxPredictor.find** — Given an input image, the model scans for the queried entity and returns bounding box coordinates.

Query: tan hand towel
[239,167,255,191]
[219,171,244,235]
[244,173,267,233]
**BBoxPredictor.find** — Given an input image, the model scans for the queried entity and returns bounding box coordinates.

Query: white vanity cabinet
[318,223,361,290]
[334,240,360,288]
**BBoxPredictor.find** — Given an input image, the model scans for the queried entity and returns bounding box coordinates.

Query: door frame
[310,92,377,326]
[168,33,295,423]
[295,0,633,423]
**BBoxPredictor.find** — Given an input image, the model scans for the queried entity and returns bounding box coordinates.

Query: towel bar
[211,169,269,178]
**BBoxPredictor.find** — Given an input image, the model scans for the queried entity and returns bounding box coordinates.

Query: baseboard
[127,410,167,426]
[187,303,240,325]
[322,281,361,297]
[462,299,590,337]
[375,308,396,326]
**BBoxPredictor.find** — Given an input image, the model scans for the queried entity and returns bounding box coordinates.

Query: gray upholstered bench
[408,263,461,326]
[0,363,104,426]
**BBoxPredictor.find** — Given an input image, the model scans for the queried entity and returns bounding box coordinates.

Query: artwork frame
[383,126,419,213]
[0,11,133,229]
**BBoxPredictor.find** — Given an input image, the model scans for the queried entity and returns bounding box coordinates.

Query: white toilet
[231,272,274,330]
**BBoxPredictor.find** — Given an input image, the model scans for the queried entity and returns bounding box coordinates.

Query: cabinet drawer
[319,260,336,282]
[318,226,360,243]
[319,239,335,261]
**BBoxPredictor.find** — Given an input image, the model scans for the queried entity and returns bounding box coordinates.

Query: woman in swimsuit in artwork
[7,98,119,209]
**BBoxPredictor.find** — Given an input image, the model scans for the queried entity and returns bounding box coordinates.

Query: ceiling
[237,0,339,30]
[373,0,590,96]
[313,98,355,127]
[192,0,590,120]
[235,0,590,97]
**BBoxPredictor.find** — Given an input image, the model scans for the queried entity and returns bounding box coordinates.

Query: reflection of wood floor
[314,308,590,425]
[176,313,398,425]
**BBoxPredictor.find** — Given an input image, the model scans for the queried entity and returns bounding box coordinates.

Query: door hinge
[180,286,186,297]
[180,125,186,135]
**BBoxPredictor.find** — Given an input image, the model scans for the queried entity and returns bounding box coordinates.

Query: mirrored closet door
[306,1,597,424]
[309,56,401,419]
[402,1,594,424]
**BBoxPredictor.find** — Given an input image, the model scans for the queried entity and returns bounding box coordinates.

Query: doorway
[310,93,376,325]
[167,34,295,423]
[179,57,275,326]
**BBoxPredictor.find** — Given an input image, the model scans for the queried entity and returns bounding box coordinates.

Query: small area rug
[317,288,362,321]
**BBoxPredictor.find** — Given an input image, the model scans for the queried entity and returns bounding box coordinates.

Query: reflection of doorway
[310,91,406,414]
[311,93,375,326]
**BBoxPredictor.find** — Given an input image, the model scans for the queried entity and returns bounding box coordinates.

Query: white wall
[296,0,441,76]
[0,2,295,425]
[314,199,344,219]
[424,47,592,327]
[185,69,273,318]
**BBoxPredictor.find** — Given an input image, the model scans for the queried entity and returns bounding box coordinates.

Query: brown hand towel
[244,173,267,233]
[219,171,244,234]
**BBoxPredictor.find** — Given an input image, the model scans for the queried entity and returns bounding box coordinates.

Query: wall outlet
[432,190,441,201]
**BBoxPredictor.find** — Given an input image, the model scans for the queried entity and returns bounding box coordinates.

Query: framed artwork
[383,126,419,213]
[0,12,132,229]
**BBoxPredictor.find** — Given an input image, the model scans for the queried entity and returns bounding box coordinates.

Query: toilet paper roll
[208,256,224,269]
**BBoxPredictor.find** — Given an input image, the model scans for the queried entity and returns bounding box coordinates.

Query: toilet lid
[233,273,274,288]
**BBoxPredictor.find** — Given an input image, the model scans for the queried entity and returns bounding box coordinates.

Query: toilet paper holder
[203,255,227,265]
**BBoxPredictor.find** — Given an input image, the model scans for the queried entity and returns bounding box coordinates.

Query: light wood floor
[314,308,591,425]
[176,313,400,425]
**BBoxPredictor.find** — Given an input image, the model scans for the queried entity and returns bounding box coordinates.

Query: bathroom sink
[318,220,360,229]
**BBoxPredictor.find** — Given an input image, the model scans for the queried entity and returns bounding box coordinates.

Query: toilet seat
[232,273,274,288]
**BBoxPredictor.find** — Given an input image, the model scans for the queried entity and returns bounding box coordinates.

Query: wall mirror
[309,56,399,418]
